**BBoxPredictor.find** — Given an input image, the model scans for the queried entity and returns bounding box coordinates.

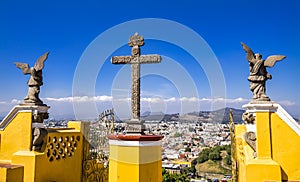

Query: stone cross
[111,33,162,133]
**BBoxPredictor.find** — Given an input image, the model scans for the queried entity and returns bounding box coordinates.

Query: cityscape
[41,108,235,181]
[37,107,300,181]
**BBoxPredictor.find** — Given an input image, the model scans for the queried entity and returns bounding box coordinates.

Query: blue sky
[0,0,299,119]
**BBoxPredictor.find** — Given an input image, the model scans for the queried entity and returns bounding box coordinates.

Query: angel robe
[247,59,269,99]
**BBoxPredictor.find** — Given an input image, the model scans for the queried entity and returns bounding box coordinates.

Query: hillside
[196,160,231,175]
[184,107,244,124]
[141,107,244,123]
[141,111,179,121]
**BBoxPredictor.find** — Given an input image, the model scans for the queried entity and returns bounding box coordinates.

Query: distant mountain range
[141,107,245,124]
[211,107,245,123]
[141,111,179,122]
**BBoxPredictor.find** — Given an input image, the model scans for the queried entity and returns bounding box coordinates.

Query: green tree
[225,154,232,165]
[185,147,191,152]
[226,145,231,155]
[174,132,182,137]
[197,148,210,163]
[183,165,196,175]
[162,168,190,182]
[213,145,221,153]
[209,150,221,161]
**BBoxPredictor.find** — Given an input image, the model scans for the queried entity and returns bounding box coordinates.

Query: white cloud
[44,95,112,103]
[45,97,74,102]
[11,99,21,104]
[93,96,113,102]
[164,97,176,102]
[179,97,199,102]
[226,97,250,103]
[1,96,297,120]
[2,96,257,105]
[141,97,163,103]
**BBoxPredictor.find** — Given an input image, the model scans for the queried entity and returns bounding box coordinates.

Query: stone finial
[128,32,144,47]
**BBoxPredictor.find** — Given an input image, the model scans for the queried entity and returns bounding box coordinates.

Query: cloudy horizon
[0,95,298,120]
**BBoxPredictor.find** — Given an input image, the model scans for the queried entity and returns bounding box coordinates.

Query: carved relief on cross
[111,33,162,121]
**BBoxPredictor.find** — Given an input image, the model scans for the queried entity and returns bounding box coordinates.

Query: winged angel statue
[241,43,285,101]
[14,52,49,105]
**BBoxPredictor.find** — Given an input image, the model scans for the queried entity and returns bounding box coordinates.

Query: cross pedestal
[108,135,163,182]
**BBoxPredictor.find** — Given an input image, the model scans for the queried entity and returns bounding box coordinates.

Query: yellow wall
[173,161,191,167]
[109,142,162,182]
[271,113,300,180]
[0,107,89,182]
[235,125,255,182]
[256,112,273,159]
[12,131,84,182]
[235,104,300,182]
[0,111,32,161]
[0,164,24,182]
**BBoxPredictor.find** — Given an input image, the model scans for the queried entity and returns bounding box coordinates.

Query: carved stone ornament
[242,112,255,124]
[244,131,257,154]
[31,111,49,151]
[83,159,108,182]
[32,127,48,151]
[229,109,238,182]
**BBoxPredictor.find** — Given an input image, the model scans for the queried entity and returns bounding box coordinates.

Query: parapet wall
[0,105,90,182]
[234,103,300,182]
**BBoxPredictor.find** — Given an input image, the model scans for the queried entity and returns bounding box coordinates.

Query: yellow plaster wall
[235,106,300,182]
[271,113,300,180]
[235,120,281,182]
[0,165,24,182]
[0,112,32,161]
[256,112,272,159]
[110,159,162,182]
[0,109,88,182]
[235,126,255,182]
[36,132,83,182]
[109,144,162,182]
[12,130,84,182]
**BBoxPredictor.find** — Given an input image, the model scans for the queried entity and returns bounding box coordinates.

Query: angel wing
[34,52,49,71]
[14,62,31,74]
[264,55,286,68]
[241,42,255,62]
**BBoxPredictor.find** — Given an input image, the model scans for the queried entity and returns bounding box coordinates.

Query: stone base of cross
[125,119,146,134]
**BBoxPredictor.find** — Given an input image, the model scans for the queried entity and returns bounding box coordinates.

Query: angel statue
[241,42,285,101]
[14,52,49,105]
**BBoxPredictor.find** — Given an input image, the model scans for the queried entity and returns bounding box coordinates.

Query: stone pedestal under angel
[14,52,49,105]
[241,42,286,101]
